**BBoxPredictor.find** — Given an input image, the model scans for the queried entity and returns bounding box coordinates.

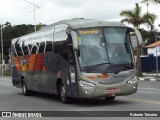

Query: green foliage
[0,22,46,62]
[120,3,156,29]
[139,28,160,55]
[141,0,160,4]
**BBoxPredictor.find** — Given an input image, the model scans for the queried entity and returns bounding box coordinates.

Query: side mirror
[71,31,79,50]
[130,32,138,49]
[130,29,143,49]
[134,29,143,46]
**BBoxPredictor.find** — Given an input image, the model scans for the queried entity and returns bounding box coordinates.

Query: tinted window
[54,30,68,61]
[22,46,29,55]
[45,41,52,52]
[39,42,45,53]
[31,46,38,54]
[54,41,68,61]
[16,46,23,56]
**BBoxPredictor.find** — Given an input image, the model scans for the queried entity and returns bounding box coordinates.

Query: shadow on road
[16,92,132,106]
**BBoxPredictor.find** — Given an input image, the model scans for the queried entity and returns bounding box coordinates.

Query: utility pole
[23,0,40,32]
[153,29,159,77]
[1,20,4,76]
[33,0,36,32]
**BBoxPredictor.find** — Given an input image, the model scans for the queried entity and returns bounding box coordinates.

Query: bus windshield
[76,27,134,73]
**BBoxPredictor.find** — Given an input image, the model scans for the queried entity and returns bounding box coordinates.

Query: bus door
[68,35,79,98]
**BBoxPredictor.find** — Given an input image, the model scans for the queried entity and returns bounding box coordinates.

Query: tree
[120,3,156,30]
[4,22,11,27]
[141,0,160,4]
[0,22,46,63]
[120,3,156,76]
[141,0,160,30]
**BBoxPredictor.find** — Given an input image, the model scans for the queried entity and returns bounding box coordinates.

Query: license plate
[108,88,117,93]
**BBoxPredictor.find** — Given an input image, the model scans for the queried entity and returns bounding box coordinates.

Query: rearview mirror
[71,31,79,51]
[134,29,143,46]
[130,32,138,49]
[130,29,143,49]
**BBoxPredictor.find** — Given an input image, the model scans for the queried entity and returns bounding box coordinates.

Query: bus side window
[15,43,23,57]
[39,42,45,53]
[54,30,68,61]
[31,46,38,54]
[45,41,52,52]
[22,46,29,55]
[22,45,30,62]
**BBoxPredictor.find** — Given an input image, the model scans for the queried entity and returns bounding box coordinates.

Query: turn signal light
[87,74,109,80]
[87,76,94,79]
[97,74,109,78]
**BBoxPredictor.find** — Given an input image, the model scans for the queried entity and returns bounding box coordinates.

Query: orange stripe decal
[28,54,36,71]
[25,55,29,62]
[13,57,21,71]
[35,53,44,71]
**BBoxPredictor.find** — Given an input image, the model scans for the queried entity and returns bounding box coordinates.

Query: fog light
[85,90,88,94]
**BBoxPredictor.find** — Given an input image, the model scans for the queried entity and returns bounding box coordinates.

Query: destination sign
[79,30,99,34]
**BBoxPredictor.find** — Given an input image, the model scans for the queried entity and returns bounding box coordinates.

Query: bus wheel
[22,80,31,96]
[105,96,115,101]
[59,83,71,104]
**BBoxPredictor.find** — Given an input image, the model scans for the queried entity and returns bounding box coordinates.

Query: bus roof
[42,18,127,30]
[11,18,128,43]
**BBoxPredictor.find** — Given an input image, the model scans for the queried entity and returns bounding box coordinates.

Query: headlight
[79,80,96,87]
[127,77,137,84]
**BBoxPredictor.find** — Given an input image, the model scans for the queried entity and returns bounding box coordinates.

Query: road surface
[0,77,160,120]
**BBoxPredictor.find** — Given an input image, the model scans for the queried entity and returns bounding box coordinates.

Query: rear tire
[105,96,115,101]
[22,80,32,96]
[59,82,71,104]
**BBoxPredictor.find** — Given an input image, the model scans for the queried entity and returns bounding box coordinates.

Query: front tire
[105,96,115,101]
[22,80,31,96]
[59,82,71,104]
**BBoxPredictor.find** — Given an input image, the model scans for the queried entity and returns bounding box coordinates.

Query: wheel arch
[21,76,24,86]
[56,78,63,95]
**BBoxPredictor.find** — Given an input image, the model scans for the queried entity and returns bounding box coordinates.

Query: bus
[11,18,143,103]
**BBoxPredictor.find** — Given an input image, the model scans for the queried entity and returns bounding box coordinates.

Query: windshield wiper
[87,63,109,73]
[108,64,134,69]
[86,63,134,73]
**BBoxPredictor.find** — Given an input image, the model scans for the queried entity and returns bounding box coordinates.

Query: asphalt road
[0,77,160,120]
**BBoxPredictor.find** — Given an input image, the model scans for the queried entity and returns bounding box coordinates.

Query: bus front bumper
[78,80,138,98]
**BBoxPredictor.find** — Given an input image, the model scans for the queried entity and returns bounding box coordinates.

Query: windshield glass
[76,27,134,73]
[77,28,108,67]
[104,28,132,64]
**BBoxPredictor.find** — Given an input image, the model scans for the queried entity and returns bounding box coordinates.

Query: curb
[138,77,160,82]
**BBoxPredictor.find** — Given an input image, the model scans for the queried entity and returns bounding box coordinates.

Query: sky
[0,0,160,30]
